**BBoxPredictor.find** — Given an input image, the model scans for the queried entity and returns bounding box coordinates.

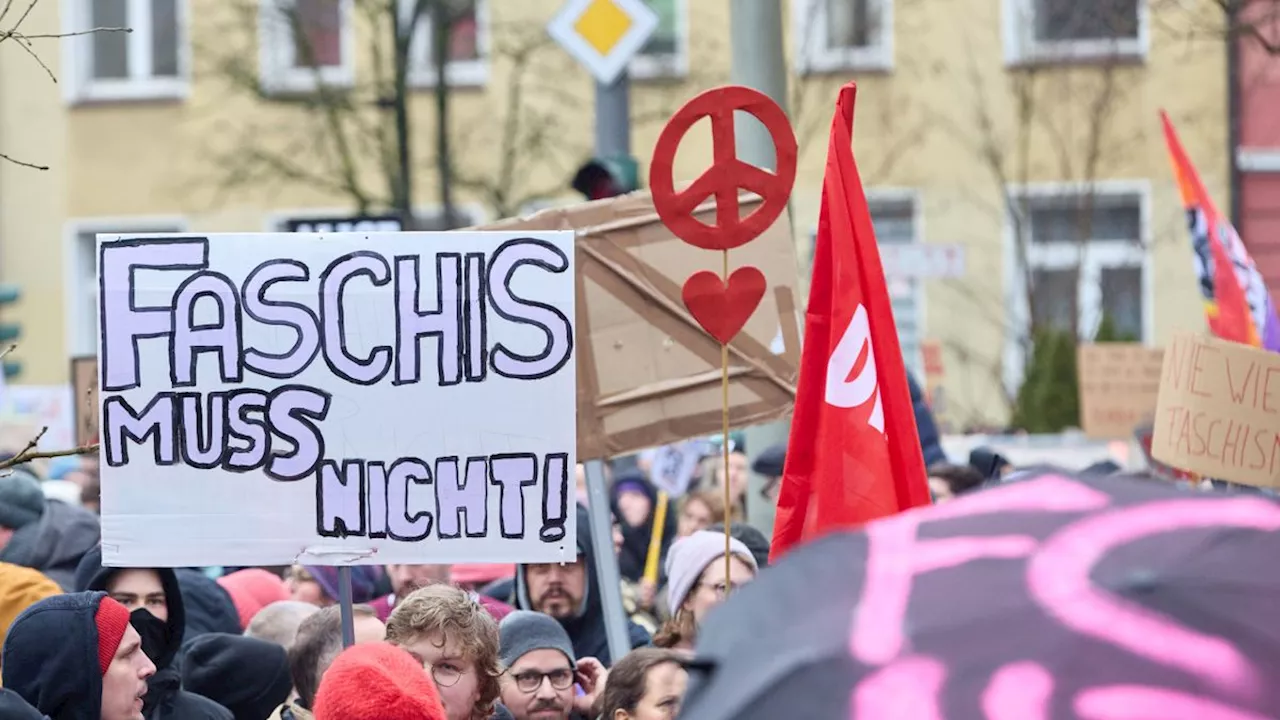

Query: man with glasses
[498,611,606,720]
[386,584,505,720]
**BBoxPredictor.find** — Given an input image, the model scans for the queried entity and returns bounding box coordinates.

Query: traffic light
[572,156,639,201]
[0,283,19,379]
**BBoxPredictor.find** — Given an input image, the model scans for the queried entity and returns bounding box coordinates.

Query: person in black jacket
[74,546,233,720]
[2,591,155,720]
[0,688,49,720]
[907,372,948,467]
[508,506,649,667]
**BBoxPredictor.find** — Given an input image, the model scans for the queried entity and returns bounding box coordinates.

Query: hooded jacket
[1,591,108,720]
[512,505,649,666]
[74,547,233,720]
[0,689,49,719]
[0,500,99,591]
[610,471,677,584]
[174,569,242,641]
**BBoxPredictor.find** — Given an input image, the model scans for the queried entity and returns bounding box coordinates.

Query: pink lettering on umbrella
[982,661,1053,720]
[852,476,1110,664]
[1027,497,1280,698]
[1075,685,1275,720]
[850,655,945,720]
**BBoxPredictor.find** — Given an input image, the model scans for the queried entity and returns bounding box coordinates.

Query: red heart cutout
[681,266,767,344]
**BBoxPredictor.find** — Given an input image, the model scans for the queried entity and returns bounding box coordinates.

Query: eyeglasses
[510,667,575,693]
[426,662,466,688]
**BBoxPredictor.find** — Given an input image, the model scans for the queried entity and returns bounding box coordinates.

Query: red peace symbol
[650,85,798,252]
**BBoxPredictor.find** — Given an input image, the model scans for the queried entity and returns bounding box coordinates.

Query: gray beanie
[499,610,575,668]
[664,530,758,613]
[0,469,44,530]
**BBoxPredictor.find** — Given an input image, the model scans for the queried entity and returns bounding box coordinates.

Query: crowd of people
[0,400,1052,720]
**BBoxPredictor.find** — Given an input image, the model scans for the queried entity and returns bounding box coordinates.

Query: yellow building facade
[0,0,1230,428]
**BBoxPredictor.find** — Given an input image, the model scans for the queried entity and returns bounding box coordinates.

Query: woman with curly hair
[386,584,506,720]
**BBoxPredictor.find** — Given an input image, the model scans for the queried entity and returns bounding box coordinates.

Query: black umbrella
[679,470,1280,719]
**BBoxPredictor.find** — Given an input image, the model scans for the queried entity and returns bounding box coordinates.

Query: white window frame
[1239,148,1280,173]
[1001,180,1153,394]
[808,188,925,378]
[400,0,490,88]
[1003,0,1148,66]
[867,188,926,379]
[630,0,689,80]
[263,204,487,231]
[258,0,356,95]
[792,0,894,75]
[63,215,190,357]
[60,0,190,104]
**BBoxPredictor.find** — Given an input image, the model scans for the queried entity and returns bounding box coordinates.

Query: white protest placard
[97,232,577,567]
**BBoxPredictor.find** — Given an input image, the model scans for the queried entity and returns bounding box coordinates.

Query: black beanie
[180,633,293,720]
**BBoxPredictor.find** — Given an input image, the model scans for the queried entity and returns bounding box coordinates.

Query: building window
[793,0,893,74]
[259,0,354,94]
[62,0,187,103]
[631,0,687,79]
[401,0,488,87]
[68,220,188,357]
[810,194,922,377]
[1006,0,1146,64]
[1005,187,1148,387]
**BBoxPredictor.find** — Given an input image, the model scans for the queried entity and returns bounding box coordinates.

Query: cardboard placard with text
[1152,332,1280,488]
[71,355,98,446]
[1077,343,1165,439]
[468,190,801,461]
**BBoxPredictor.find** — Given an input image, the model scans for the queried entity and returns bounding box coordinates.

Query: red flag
[769,83,931,562]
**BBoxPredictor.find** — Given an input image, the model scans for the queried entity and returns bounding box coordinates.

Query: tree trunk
[392,1,418,229]
[433,0,457,229]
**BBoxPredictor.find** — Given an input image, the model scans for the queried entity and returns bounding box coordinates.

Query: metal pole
[338,566,355,648]
[594,75,632,159]
[729,0,789,171]
[584,459,630,665]
[731,0,792,534]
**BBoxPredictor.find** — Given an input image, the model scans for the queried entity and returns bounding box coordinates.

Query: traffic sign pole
[594,73,632,180]
[546,0,660,666]
[728,0,792,535]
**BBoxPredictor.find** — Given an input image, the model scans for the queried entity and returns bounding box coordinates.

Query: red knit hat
[313,643,447,720]
[94,596,131,675]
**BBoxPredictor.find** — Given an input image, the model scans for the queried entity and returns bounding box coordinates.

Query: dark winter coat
[74,547,233,720]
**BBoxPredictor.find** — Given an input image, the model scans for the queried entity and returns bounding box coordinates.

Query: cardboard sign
[469,190,801,460]
[71,356,98,446]
[96,231,577,567]
[1077,343,1165,439]
[1152,332,1280,488]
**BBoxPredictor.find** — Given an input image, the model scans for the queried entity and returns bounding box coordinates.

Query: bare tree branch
[0,431,100,470]
[199,1,595,221]
[0,0,131,169]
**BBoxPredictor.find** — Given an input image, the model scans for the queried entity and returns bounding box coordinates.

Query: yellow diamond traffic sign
[548,0,659,85]
[574,0,633,55]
